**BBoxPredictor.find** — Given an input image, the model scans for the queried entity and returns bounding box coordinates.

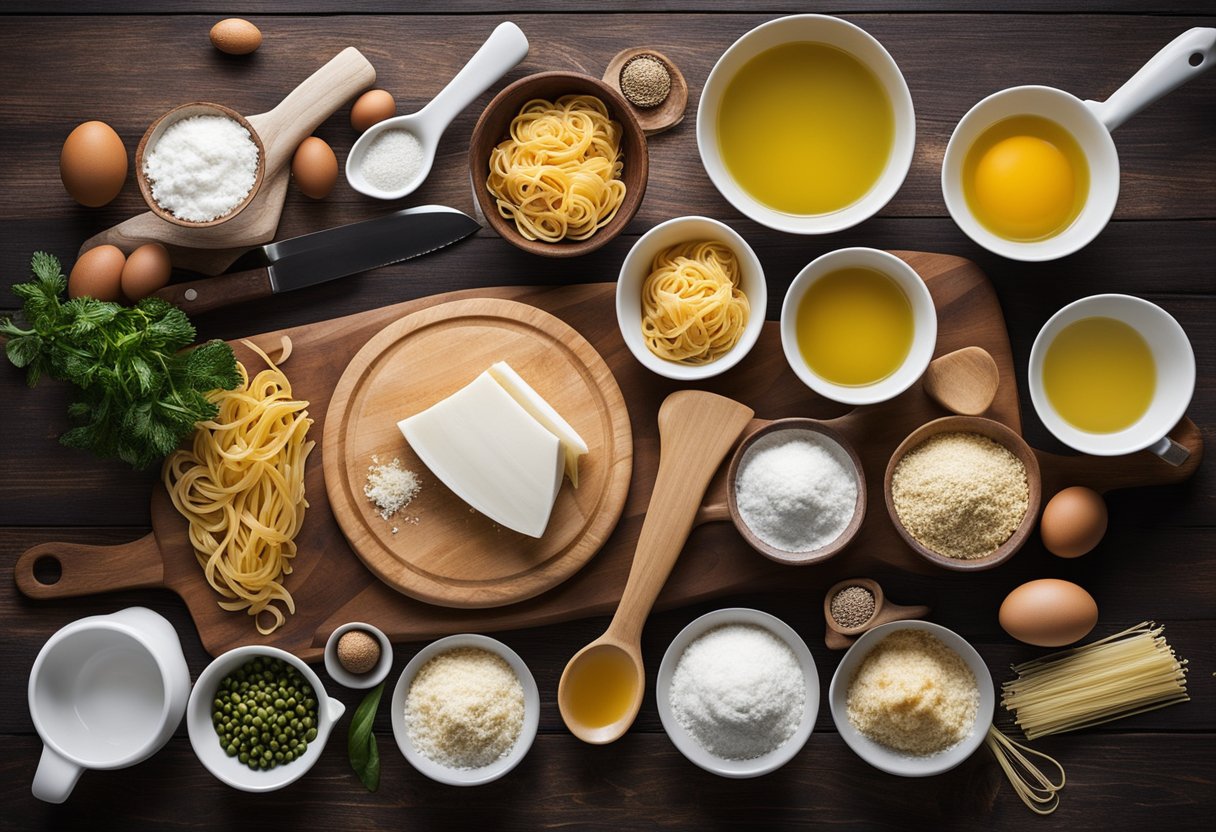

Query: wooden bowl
[468,71,648,258]
[725,418,866,565]
[884,415,1042,571]
[135,101,266,228]
[601,48,689,136]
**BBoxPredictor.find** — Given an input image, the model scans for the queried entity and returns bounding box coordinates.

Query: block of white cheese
[487,361,589,487]
[399,369,577,538]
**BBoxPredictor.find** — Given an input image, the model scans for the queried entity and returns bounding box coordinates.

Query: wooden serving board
[14,253,1204,661]
[78,47,377,275]
[323,298,634,609]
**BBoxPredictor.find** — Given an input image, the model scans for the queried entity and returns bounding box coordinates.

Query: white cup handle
[1149,435,1191,467]
[1086,27,1216,132]
[32,745,83,804]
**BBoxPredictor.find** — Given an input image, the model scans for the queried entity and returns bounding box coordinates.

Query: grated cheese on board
[846,629,979,756]
[363,455,421,520]
[405,647,524,769]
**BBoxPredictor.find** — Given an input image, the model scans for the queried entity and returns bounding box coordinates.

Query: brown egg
[350,90,396,133]
[69,246,127,302]
[210,18,262,55]
[121,243,172,302]
[60,121,128,207]
[291,137,339,199]
[1041,486,1108,558]
[999,578,1098,647]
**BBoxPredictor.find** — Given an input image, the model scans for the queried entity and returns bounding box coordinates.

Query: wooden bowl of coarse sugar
[884,415,1042,572]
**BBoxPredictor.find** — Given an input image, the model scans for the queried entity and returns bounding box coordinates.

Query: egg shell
[350,90,396,133]
[291,137,339,199]
[1041,486,1108,558]
[69,245,127,302]
[121,243,172,302]
[999,578,1098,647]
[60,121,128,208]
[210,18,262,55]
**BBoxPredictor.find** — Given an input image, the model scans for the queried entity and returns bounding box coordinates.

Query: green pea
[304,727,317,742]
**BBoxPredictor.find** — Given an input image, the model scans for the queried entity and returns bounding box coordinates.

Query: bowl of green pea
[187,645,346,792]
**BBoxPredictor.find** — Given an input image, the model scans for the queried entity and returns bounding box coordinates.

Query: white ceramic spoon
[346,21,529,200]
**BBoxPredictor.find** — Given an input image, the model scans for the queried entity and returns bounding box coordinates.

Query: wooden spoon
[923,346,1000,416]
[557,390,754,744]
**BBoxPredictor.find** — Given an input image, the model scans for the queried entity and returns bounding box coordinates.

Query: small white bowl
[697,14,916,235]
[616,216,767,381]
[391,634,539,786]
[780,247,936,406]
[324,622,393,690]
[828,620,995,778]
[656,608,819,778]
[187,645,346,793]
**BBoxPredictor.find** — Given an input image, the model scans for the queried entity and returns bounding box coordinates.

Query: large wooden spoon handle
[1037,416,1204,495]
[254,46,376,171]
[152,267,274,314]
[14,533,165,600]
[609,391,754,644]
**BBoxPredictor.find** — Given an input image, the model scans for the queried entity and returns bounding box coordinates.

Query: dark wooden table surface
[2,3,1213,830]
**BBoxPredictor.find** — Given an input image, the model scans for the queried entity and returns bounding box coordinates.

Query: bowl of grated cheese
[390,633,539,786]
[828,620,995,777]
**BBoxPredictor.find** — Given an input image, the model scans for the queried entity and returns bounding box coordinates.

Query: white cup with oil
[1029,294,1195,464]
[943,28,1215,261]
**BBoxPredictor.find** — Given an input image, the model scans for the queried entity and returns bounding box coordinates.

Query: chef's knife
[152,205,480,315]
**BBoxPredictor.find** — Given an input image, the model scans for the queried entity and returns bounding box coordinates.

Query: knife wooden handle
[153,267,274,315]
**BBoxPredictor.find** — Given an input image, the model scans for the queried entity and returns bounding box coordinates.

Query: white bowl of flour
[657,607,819,778]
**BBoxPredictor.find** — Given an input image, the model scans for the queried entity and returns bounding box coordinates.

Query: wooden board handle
[14,533,165,600]
[153,267,273,314]
[1037,416,1205,495]
[255,46,377,170]
[608,391,754,644]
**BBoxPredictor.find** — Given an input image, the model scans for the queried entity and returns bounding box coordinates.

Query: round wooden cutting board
[323,298,633,608]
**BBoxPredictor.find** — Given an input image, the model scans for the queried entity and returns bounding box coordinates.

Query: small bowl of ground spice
[657,607,819,778]
[136,101,266,228]
[324,622,393,690]
[390,633,539,786]
[726,418,866,565]
[884,416,1041,571]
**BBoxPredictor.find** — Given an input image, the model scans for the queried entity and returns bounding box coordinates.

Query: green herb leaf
[348,681,385,792]
[0,252,240,469]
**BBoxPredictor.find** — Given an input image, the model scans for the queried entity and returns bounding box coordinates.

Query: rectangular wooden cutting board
[15,252,1201,660]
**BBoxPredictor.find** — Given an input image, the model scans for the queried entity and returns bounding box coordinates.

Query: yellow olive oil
[717,42,894,215]
[796,267,914,386]
[1043,316,1155,433]
[963,115,1089,241]
[563,648,637,729]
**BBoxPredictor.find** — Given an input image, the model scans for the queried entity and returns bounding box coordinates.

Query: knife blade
[153,205,480,315]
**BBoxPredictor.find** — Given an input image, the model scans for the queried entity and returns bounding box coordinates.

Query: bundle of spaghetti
[163,338,314,635]
[487,94,626,242]
[641,240,750,365]
[1001,621,1189,741]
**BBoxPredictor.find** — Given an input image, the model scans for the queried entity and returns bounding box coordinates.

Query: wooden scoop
[81,47,376,274]
[922,346,1000,416]
[557,390,754,744]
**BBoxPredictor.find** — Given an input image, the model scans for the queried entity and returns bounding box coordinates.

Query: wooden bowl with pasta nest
[468,71,648,258]
[615,215,766,380]
[884,415,1042,572]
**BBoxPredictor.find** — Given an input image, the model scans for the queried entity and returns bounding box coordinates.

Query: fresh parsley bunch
[0,251,240,469]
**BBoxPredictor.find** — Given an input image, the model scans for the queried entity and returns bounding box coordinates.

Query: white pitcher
[29,606,191,803]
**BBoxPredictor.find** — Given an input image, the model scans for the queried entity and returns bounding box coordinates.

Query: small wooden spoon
[923,346,1000,416]
[823,578,931,650]
[557,390,754,744]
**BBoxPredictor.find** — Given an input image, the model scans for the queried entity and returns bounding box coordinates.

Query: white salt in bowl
[657,608,819,778]
[828,620,995,778]
[390,633,539,786]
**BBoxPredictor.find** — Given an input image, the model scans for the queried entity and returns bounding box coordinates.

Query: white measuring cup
[943,28,1216,262]
[346,21,529,200]
[28,607,190,803]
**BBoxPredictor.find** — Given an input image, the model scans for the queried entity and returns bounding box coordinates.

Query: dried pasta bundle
[163,338,313,635]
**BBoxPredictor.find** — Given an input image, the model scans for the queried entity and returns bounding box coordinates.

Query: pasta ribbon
[641,240,750,365]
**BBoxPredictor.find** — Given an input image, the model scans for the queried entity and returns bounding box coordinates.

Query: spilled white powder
[142,115,259,222]
[734,429,858,553]
[670,623,806,760]
[361,128,424,191]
